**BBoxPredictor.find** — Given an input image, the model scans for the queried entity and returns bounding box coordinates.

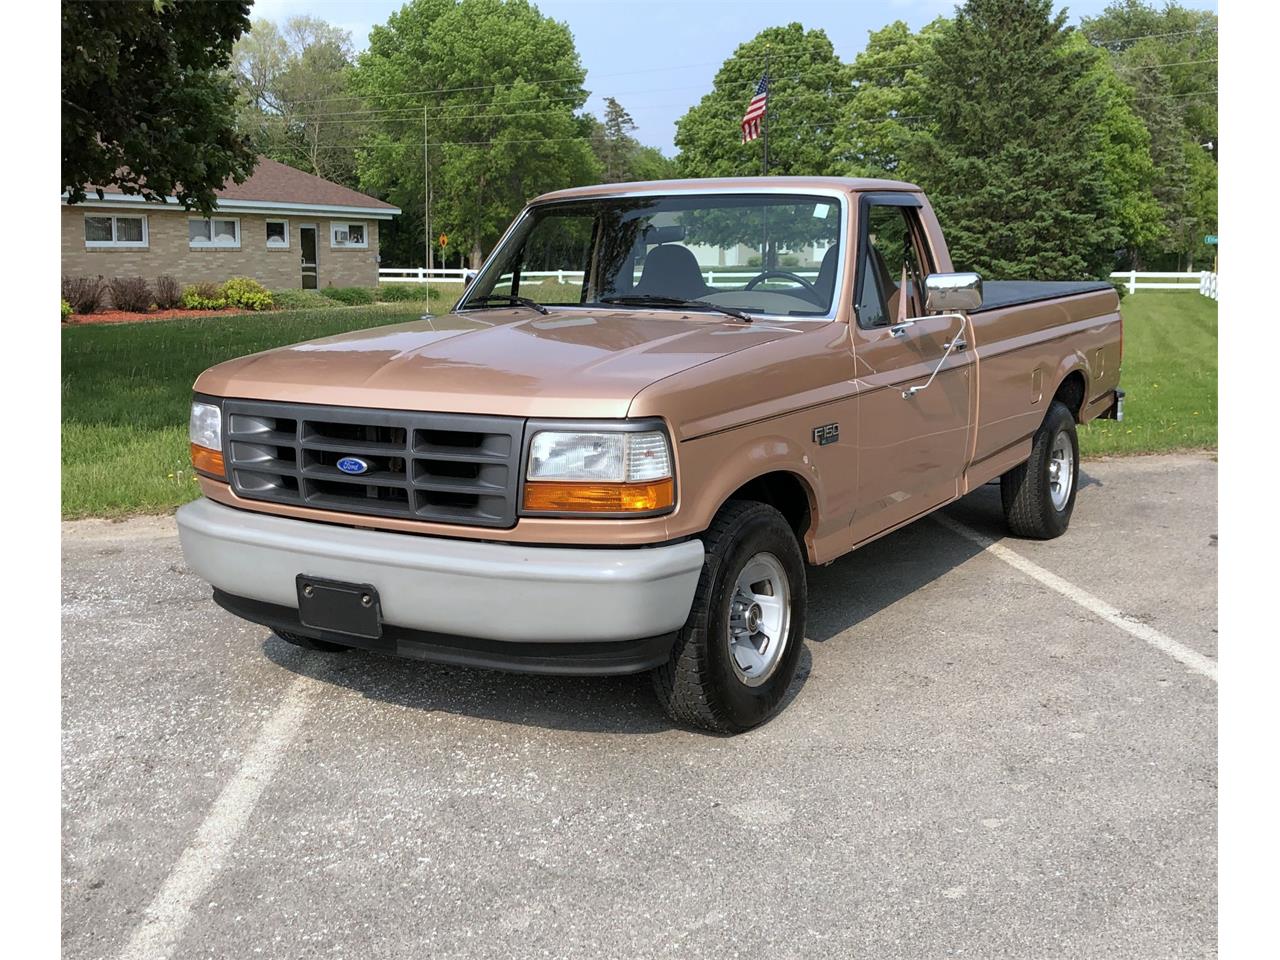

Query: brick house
[61,157,401,292]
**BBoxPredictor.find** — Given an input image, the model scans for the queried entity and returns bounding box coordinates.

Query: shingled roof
[213,157,398,210]
[77,157,399,214]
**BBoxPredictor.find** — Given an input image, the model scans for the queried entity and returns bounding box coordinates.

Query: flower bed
[66,307,250,325]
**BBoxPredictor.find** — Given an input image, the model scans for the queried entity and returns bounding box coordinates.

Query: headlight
[524,427,674,514]
[189,400,225,478]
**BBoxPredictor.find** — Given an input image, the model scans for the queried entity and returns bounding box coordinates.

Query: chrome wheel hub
[1049,430,1074,511]
[727,552,791,687]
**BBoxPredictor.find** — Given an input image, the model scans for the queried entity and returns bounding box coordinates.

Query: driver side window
[855,203,933,328]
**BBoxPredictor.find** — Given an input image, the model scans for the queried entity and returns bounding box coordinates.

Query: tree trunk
[470,241,484,270]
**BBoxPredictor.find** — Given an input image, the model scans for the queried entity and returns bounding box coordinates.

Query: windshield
[462,192,844,318]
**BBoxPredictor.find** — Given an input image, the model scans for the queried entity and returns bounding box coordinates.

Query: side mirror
[463,270,477,288]
[924,272,983,312]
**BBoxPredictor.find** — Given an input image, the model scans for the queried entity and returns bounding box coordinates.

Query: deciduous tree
[351,0,600,268]
[232,16,365,187]
[833,20,945,179]
[675,24,849,179]
[62,0,256,213]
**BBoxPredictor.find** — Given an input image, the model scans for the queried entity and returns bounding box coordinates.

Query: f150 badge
[336,456,370,475]
[812,423,839,446]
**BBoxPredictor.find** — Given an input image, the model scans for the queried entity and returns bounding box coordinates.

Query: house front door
[300,226,318,289]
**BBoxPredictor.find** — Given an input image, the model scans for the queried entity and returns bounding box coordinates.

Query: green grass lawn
[1079,291,1217,456]
[61,290,1217,518]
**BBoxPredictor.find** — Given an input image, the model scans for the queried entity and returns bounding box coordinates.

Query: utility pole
[423,104,431,305]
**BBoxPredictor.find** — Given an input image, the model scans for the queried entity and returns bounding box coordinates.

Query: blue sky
[249,0,1218,155]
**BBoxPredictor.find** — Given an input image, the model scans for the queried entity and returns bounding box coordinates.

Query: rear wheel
[1000,400,1079,539]
[275,630,352,653]
[653,501,807,734]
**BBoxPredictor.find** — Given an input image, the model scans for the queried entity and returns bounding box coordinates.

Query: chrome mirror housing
[925,272,983,312]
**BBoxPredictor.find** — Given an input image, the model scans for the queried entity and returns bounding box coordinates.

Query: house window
[189,217,240,249]
[265,219,289,248]
[84,214,148,249]
[330,221,367,249]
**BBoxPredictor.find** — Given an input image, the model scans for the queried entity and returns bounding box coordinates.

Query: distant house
[60,157,401,291]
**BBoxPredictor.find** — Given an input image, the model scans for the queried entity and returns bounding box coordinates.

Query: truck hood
[194,307,802,418]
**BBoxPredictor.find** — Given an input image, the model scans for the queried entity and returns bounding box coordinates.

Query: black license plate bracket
[296,575,383,639]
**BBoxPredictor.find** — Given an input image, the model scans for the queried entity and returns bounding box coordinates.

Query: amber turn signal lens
[523,478,674,513]
[190,442,226,479]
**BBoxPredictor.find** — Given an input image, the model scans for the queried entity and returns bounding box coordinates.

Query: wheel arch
[1052,367,1088,422]
[719,469,818,557]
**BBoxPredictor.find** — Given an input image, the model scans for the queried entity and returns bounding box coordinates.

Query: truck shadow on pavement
[264,473,1098,734]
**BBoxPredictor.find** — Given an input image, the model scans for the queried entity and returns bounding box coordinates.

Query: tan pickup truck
[178,177,1124,732]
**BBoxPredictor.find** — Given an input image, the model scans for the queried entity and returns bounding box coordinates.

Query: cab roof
[530,176,922,204]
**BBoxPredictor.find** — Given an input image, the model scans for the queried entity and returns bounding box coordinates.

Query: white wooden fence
[379,267,819,286]
[1110,269,1218,300]
[384,266,1219,301]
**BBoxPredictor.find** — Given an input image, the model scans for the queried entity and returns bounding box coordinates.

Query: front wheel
[1000,399,1079,539]
[653,501,807,734]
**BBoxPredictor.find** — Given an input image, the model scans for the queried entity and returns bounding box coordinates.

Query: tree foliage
[833,20,945,178]
[675,24,850,178]
[62,0,257,213]
[351,0,600,267]
[904,0,1124,278]
[1082,0,1217,268]
[232,17,364,187]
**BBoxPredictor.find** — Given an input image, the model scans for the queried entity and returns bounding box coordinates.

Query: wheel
[1000,400,1079,539]
[275,630,352,653]
[653,500,807,734]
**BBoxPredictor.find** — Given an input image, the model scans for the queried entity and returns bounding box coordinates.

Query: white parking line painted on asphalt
[934,513,1218,682]
[116,673,320,960]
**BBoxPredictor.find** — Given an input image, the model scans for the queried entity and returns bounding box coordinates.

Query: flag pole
[762,48,770,269]
[762,48,770,177]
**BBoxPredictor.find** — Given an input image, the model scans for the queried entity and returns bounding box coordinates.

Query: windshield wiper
[599,294,753,323]
[460,294,549,315]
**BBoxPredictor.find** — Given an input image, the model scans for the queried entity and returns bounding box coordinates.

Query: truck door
[848,193,975,546]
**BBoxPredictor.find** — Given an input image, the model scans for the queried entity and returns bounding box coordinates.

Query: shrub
[62,276,105,315]
[319,286,376,305]
[153,275,182,310]
[181,282,227,310]
[222,276,273,311]
[61,299,73,321]
[270,289,330,310]
[375,283,432,303]
[107,276,153,313]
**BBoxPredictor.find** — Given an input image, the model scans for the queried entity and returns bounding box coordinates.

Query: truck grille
[221,400,524,528]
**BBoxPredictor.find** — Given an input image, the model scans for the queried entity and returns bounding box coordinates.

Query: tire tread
[653,501,792,734]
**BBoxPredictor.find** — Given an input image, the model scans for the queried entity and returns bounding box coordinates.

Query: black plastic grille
[221,400,524,528]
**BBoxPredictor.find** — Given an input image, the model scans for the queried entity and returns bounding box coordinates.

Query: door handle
[902,314,968,399]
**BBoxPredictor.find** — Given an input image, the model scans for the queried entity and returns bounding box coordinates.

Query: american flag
[741,74,769,144]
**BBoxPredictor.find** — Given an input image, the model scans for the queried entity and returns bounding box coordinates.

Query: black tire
[652,500,807,734]
[275,630,352,653]
[1000,400,1079,539]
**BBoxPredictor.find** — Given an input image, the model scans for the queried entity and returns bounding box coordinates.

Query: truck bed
[974,280,1115,313]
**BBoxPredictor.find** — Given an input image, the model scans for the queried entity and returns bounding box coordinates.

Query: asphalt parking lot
[62,452,1217,960]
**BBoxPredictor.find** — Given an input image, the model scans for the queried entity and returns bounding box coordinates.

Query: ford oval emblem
[336,456,369,475]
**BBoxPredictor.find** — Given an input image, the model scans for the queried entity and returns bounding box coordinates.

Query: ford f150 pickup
[178,177,1124,733]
